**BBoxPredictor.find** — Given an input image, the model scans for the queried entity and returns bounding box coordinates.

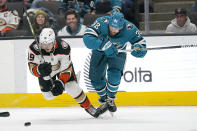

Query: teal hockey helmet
[109,12,124,29]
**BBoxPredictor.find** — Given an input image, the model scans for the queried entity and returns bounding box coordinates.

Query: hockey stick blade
[0,112,10,117]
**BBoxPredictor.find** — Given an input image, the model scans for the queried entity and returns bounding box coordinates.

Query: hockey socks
[75,92,100,118]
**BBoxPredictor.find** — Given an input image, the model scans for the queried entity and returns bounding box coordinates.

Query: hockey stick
[0,111,10,117]
[23,4,54,86]
[118,44,197,53]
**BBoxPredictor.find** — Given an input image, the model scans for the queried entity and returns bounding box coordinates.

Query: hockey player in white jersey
[28,28,100,118]
[0,0,20,36]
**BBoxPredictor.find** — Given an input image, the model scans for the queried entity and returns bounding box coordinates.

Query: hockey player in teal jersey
[83,11,147,115]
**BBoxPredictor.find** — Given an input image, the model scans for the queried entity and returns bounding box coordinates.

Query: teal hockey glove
[100,39,118,58]
[131,43,147,58]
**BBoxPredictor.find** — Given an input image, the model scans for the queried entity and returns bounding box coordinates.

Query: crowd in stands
[1,0,197,37]
[0,0,140,37]
[166,8,197,33]
[0,0,20,36]
[57,9,86,36]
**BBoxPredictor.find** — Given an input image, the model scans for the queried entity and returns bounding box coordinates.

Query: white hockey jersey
[0,8,20,33]
[57,24,86,36]
[28,39,74,83]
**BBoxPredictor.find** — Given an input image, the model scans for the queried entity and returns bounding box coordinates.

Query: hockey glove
[51,80,65,96]
[38,62,52,77]
[100,39,118,58]
[131,43,147,58]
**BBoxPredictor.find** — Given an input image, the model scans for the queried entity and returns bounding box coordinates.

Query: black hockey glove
[38,62,52,77]
[51,80,65,96]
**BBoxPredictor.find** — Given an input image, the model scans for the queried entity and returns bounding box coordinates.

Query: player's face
[109,26,121,36]
[0,0,6,6]
[36,14,46,25]
[176,14,187,27]
[66,14,78,29]
[41,42,54,52]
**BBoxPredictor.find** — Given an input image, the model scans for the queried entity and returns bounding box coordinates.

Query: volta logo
[123,67,152,82]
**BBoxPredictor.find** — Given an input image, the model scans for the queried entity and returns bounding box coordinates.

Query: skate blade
[109,111,114,117]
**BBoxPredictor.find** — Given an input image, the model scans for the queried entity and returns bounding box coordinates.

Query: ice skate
[107,98,117,112]
[96,98,108,115]
[85,105,100,118]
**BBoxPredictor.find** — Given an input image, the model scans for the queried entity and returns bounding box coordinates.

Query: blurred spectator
[58,10,86,36]
[58,0,121,16]
[122,0,134,15]
[166,8,197,33]
[90,0,121,15]
[122,0,139,27]
[58,0,89,17]
[32,10,51,35]
[25,8,57,35]
[31,0,44,9]
[31,0,59,9]
[0,0,20,36]
[24,0,34,4]
[138,0,153,13]
[189,0,197,28]
[191,0,197,12]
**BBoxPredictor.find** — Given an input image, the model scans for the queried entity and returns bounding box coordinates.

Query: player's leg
[89,50,108,114]
[64,79,100,118]
[89,50,108,102]
[107,52,126,112]
[59,65,99,118]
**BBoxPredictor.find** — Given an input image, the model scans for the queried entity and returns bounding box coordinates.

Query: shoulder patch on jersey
[54,40,70,55]
[61,40,69,49]
[0,18,6,26]
[126,24,133,30]
[102,17,108,23]
[12,10,19,16]
[29,41,41,55]
[33,44,40,51]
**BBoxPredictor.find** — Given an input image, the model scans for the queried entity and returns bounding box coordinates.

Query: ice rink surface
[0,106,197,131]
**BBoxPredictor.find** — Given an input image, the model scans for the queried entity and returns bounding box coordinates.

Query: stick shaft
[118,44,197,52]
[24,4,54,86]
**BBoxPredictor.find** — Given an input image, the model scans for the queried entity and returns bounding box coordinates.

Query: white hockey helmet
[39,28,55,46]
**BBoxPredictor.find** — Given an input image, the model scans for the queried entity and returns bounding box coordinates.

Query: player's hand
[101,40,118,58]
[38,62,52,77]
[131,43,147,58]
[51,80,64,96]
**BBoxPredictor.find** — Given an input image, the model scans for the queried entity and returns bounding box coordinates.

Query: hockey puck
[24,122,31,126]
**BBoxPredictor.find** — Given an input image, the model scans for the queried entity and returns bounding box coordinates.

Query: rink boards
[0,35,197,107]
[0,91,197,107]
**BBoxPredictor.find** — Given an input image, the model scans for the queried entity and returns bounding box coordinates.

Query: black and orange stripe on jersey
[28,62,40,77]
